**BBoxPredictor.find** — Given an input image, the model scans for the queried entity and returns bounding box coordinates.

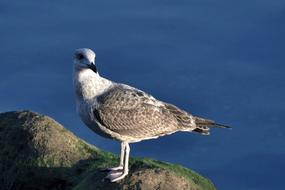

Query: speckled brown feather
[94,86,198,141]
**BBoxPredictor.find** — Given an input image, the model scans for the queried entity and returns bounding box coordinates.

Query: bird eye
[76,53,84,60]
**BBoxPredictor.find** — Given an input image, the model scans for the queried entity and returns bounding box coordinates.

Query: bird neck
[73,68,112,101]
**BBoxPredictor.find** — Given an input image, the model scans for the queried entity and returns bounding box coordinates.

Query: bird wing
[93,85,187,139]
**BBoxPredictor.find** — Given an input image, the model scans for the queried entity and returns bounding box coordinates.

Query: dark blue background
[1,1,284,189]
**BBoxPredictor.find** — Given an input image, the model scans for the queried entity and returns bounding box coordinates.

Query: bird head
[73,48,97,73]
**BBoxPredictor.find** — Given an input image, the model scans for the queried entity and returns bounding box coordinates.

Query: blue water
[1,1,285,189]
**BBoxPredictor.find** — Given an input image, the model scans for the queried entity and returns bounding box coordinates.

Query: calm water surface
[0,1,285,189]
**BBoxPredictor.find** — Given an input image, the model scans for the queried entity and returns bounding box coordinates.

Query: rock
[0,111,216,190]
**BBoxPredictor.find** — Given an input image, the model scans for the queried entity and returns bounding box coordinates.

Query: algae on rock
[0,110,216,190]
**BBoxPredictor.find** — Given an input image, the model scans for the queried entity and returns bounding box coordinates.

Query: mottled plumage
[72,48,230,182]
[94,85,190,142]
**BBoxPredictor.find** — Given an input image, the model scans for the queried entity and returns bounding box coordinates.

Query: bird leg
[106,142,130,182]
[106,142,125,171]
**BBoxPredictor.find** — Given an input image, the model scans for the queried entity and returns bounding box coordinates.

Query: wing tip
[213,123,232,129]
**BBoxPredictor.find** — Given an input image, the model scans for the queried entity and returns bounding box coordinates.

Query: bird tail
[192,116,231,135]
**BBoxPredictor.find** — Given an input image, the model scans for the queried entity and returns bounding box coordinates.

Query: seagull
[73,48,230,182]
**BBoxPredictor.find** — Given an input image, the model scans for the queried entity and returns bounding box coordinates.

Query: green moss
[36,155,64,168]
[0,111,216,190]
[85,150,119,171]
[71,150,215,190]
[72,154,216,190]
[130,158,215,190]
[76,139,99,156]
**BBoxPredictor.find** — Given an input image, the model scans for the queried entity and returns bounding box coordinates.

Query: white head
[73,48,97,73]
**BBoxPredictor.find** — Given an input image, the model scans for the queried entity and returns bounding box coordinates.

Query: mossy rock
[0,111,216,190]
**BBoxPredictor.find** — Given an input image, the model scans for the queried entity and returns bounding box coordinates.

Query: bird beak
[88,62,97,73]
